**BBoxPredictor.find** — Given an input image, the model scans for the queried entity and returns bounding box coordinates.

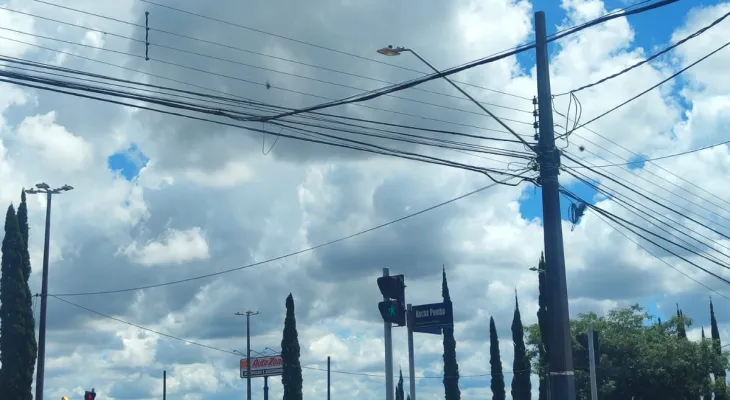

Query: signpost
[411,302,453,332]
[240,355,283,378]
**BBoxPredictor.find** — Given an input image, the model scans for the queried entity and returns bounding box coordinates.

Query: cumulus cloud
[0,0,727,399]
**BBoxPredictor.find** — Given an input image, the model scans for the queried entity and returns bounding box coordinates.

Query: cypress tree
[511,293,531,400]
[536,254,548,400]
[711,298,726,398]
[0,204,35,400]
[441,266,460,400]
[396,369,404,400]
[677,304,687,339]
[702,327,706,341]
[16,191,37,392]
[489,317,506,400]
[281,293,302,400]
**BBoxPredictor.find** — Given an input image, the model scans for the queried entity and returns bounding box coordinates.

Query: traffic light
[378,299,406,326]
[377,274,406,326]
[84,389,96,400]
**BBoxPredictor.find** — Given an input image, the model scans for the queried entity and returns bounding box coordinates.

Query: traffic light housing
[377,274,406,326]
[379,300,406,326]
[84,390,96,400]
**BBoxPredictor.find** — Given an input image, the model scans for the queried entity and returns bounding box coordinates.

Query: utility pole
[236,310,259,400]
[25,183,74,400]
[327,356,331,400]
[588,324,598,400]
[406,304,416,400]
[163,370,167,400]
[382,268,395,400]
[534,11,576,400]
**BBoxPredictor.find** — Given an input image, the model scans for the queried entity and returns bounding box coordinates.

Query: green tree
[711,298,727,399]
[526,304,727,399]
[511,294,531,400]
[535,254,548,400]
[0,205,36,400]
[396,369,404,400]
[441,266,460,400]
[16,191,37,392]
[489,317,505,400]
[281,293,302,400]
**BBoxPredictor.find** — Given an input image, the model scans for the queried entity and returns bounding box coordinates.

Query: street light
[376,44,534,151]
[530,267,546,274]
[26,183,74,400]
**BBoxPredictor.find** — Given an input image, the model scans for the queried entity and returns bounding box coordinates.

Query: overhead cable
[555,9,730,96]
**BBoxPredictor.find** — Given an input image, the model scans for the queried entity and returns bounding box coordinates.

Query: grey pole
[163,370,167,400]
[534,11,576,400]
[383,268,394,400]
[28,183,73,400]
[406,304,416,400]
[235,311,259,400]
[35,191,52,400]
[263,376,269,400]
[327,356,331,400]
[588,324,598,400]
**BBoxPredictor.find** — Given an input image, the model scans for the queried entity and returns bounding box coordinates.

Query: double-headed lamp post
[25,182,74,400]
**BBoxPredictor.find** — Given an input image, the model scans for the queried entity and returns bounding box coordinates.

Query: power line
[0,66,534,175]
[559,187,730,287]
[555,9,730,96]
[10,2,534,114]
[557,193,730,302]
[568,139,730,168]
[130,0,531,100]
[561,38,730,138]
[50,295,523,379]
[0,35,535,140]
[48,174,529,297]
[0,8,535,124]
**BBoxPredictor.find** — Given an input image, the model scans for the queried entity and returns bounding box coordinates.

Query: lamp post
[25,183,73,400]
[235,311,259,400]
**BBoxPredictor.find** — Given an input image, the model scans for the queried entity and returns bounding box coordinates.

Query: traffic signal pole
[382,268,395,400]
[534,11,576,400]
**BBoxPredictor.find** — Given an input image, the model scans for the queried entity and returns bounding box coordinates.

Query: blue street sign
[413,326,442,335]
[412,301,453,330]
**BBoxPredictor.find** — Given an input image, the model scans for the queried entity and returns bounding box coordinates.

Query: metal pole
[327,356,331,400]
[163,370,167,400]
[35,191,52,400]
[246,312,252,400]
[535,10,576,400]
[383,268,394,400]
[406,304,416,400]
[263,376,269,400]
[588,324,598,400]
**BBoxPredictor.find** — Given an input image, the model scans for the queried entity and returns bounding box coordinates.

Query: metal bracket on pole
[383,268,394,400]
[407,304,416,400]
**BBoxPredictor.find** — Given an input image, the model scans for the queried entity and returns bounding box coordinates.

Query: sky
[0,0,729,398]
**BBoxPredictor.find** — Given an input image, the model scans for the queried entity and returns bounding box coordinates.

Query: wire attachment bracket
[144,11,150,61]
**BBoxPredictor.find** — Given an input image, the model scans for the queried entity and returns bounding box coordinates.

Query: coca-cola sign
[240,355,284,378]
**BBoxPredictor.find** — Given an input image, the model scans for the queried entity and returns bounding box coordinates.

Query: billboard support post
[263,376,269,400]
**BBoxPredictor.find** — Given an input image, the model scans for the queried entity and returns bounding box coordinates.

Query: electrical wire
[562,153,730,241]
[0,35,535,140]
[50,295,529,378]
[48,173,530,297]
[559,187,730,287]
[569,139,730,168]
[0,67,534,176]
[561,38,730,139]
[557,194,730,301]
[554,9,730,96]
[3,3,534,114]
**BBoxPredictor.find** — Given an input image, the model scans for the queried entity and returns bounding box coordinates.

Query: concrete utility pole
[534,11,576,399]
[25,182,74,400]
[235,310,259,400]
[535,11,575,400]
[588,324,598,400]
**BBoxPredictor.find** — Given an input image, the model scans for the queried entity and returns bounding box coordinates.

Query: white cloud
[122,227,210,266]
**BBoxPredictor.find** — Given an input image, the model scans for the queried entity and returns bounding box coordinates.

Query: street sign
[240,355,283,378]
[412,301,453,330]
[413,325,442,335]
